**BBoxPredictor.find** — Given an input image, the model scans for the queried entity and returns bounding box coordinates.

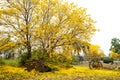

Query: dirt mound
[26,59,51,72]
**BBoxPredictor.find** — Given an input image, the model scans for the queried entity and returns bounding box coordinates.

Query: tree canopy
[0,0,97,60]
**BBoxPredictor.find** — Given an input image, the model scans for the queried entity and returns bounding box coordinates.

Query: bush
[19,53,30,67]
[48,53,72,64]
[19,50,49,67]
[71,55,80,65]
[101,57,114,64]
[31,50,48,60]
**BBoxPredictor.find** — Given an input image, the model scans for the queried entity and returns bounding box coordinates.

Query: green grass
[0,58,19,67]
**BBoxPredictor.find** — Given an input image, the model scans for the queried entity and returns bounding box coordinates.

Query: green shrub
[19,50,49,67]
[101,57,114,64]
[31,50,48,61]
[19,53,30,67]
[71,55,80,65]
[48,53,72,64]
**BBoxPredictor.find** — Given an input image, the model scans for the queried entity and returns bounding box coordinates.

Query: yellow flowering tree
[0,0,40,59]
[87,44,105,58]
[0,35,16,59]
[109,51,120,60]
[0,0,96,62]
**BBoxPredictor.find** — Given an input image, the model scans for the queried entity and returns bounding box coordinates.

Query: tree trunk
[26,45,31,59]
[26,39,31,59]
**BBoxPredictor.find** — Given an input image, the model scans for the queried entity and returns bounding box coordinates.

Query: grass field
[0,64,120,80]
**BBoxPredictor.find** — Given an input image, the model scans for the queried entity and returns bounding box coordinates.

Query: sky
[69,0,120,56]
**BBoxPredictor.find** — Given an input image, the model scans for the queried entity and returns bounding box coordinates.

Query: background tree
[110,38,120,54]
